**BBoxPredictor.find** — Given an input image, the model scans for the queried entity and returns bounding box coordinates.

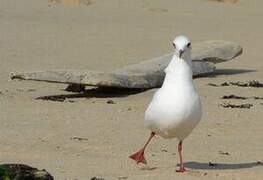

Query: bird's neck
[162,55,193,88]
[165,54,193,77]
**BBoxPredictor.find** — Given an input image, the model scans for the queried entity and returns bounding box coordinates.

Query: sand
[0,0,262,179]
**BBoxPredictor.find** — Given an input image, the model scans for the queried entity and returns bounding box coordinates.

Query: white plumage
[144,37,202,140]
[130,35,202,172]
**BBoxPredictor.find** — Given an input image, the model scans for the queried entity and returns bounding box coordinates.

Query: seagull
[129,35,202,172]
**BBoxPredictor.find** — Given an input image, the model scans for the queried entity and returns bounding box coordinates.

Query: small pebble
[107,100,115,104]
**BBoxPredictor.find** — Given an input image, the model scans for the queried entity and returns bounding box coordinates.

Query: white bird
[129,35,202,172]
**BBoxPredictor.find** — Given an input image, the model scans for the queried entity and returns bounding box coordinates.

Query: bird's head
[172,35,191,59]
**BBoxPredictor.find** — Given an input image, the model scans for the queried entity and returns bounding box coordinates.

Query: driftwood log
[10,41,242,89]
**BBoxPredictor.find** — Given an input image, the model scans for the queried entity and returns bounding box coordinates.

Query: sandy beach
[0,0,263,179]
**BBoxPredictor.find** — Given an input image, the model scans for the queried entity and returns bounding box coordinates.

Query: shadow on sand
[184,161,263,170]
[195,68,255,78]
[36,87,147,101]
[212,68,255,76]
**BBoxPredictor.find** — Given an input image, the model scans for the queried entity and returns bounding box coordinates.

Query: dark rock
[0,164,53,180]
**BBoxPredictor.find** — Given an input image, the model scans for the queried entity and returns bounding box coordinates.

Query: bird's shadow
[193,68,255,78]
[211,68,255,77]
[36,87,148,102]
[184,161,263,170]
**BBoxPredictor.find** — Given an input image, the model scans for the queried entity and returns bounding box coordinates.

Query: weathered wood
[10,40,242,89]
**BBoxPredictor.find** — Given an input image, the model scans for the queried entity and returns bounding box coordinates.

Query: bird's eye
[187,43,191,48]
[173,43,176,48]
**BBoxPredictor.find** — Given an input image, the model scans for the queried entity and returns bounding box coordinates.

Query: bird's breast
[144,86,202,139]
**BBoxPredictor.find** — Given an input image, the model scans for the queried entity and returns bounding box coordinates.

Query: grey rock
[10,41,242,89]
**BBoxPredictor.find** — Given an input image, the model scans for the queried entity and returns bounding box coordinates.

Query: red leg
[129,132,155,164]
[176,141,188,172]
